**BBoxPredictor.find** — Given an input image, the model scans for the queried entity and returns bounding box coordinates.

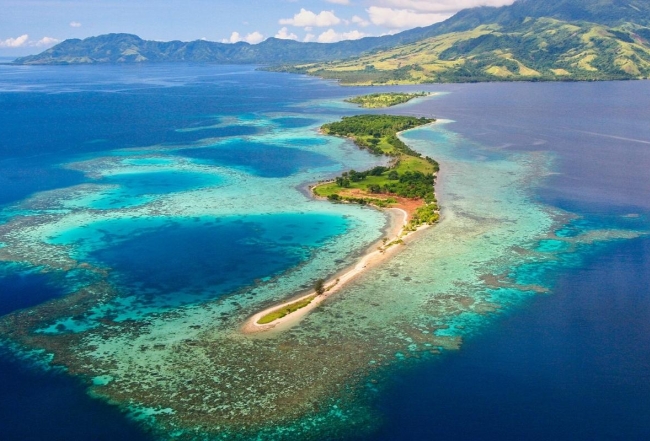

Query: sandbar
[241,206,430,334]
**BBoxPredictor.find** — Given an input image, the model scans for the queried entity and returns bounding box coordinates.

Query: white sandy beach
[241,207,430,334]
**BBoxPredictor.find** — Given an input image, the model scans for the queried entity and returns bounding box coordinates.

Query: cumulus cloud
[35,37,60,47]
[304,33,316,42]
[374,0,515,14]
[275,27,298,40]
[317,29,367,43]
[279,9,341,27]
[351,15,370,27]
[69,21,82,28]
[222,31,264,44]
[0,34,60,49]
[367,6,450,28]
[0,34,29,48]
[245,31,265,43]
[326,0,350,4]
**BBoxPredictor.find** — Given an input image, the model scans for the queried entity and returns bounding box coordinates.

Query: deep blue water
[176,141,334,177]
[0,270,66,316]
[364,81,650,440]
[366,236,650,440]
[0,349,153,441]
[0,160,86,207]
[87,214,347,308]
[0,65,649,440]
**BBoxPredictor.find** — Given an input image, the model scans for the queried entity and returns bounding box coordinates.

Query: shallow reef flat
[0,108,644,440]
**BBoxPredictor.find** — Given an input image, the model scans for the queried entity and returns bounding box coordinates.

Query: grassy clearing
[257,295,317,325]
[313,154,434,198]
[280,19,650,85]
[316,115,439,226]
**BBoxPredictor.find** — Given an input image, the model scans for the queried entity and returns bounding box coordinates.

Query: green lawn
[395,155,435,174]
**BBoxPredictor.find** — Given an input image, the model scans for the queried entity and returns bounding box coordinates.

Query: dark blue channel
[362,236,650,441]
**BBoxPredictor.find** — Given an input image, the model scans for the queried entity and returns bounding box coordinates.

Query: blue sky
[0,0,514,56]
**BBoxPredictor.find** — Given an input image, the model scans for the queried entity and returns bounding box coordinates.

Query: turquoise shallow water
[0,65,648,440]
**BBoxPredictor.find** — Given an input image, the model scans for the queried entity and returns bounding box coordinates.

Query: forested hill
[13,0,650,84]
[11,24,455,66]
[283,0,650,84]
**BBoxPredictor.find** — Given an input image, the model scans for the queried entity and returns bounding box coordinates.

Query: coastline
[241,206,430,335]
[243,118,439,335]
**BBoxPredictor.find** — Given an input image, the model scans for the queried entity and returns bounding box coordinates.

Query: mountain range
[11,26,451,66]
[13,0,650,84]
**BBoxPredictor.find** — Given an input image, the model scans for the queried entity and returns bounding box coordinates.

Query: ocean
[0,65,648,440]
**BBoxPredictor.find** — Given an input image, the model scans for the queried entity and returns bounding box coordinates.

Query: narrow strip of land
[242,207,431,334]
[242,112,439,334]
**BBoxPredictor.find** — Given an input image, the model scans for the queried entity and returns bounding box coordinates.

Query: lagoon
[0,65,648,440]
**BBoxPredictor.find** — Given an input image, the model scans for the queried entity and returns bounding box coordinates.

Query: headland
[243,113,439,333]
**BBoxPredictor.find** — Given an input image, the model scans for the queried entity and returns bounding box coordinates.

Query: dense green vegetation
[283,0,650,85]
[345,92,429,108]
[316,115,439,228]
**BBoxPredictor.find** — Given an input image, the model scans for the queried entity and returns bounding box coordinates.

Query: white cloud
[374,0,515,14]
[275,27,298,40]
[0,34,29,48]
[326,0,350,4]
[245,31,265,43]
[34,37,60,47]
[304,33,316,42]
[317,28,367,43]
[69,21,82,28]
[222,31,264,44]
[351,15,370,27]
[279,9,341,27]
[367,6,450,28]
[0,34,60,49]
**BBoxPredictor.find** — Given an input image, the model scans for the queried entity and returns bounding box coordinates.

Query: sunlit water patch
[271,117,319,129]
[121,157,177,167]
[88,170,225,209]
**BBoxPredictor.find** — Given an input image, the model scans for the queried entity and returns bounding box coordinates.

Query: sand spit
[242,207,430,334]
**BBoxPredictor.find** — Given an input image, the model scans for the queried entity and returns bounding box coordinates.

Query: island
[315,114,439,229]
[344,92,430,108]
[243,113,438,333]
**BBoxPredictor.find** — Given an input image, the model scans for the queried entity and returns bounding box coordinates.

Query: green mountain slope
[277,0,650,84]
[12,24,463,66]
[13,0,650,84]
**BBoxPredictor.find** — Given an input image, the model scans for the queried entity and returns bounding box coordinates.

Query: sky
[0,0,515,56]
